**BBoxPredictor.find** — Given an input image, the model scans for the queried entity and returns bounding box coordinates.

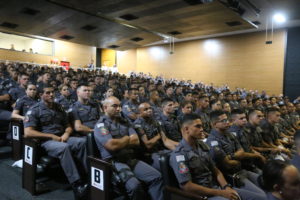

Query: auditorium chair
[159,153,207,200]
[22,137,61,195]
[87,132,128,200]
[10,119,23,160]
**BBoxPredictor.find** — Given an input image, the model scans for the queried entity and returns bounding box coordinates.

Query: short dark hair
[39,84,53,94]
[128,88,138,94]
[180,113,201,127]
[161,98,174,107]
[180,100,193,108]
[210,110,226,123]
[266,107,280,115]
[210,99,220,107]
[262,160,289,192]
[231,109,245,117]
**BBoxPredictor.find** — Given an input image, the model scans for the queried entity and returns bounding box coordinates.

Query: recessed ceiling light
[273,13,286,23]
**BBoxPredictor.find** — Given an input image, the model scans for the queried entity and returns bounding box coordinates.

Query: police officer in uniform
[55,84,74,111]
[195,95,211,133]
[71,84,100,135]
[24,85,88,199]
[12,83,38,120]
[260,108,291,158]
[159,98,182,142]
[206,111,266,194]
[134,102,178,170]
[228,109,266,171]
[122,88,140,123]
[94,96,163,200]
[169,114,267,200]
[8,73,29,103]
[149,90,162,120]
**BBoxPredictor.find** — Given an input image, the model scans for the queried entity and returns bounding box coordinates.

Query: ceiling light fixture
[273,13,286,23]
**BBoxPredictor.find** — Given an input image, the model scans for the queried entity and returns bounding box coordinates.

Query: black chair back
[87,132,100,158]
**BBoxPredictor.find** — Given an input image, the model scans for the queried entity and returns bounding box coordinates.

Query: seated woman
[54,84,74,111]
[262,159,300,200]
[12,83,38,120]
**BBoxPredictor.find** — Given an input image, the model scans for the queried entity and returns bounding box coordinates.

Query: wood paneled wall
[0,39,96,68]
[117,30,286,95]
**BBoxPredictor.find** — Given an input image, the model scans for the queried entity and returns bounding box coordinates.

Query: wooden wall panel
[117,30,286,95]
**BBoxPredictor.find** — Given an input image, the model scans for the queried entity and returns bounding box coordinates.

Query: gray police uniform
[71,101,100,129]
[14,96,38,116]
[149,102,162,120]
[122,100,139,123]
[94,115,164,200]
[159,113,182,142]
[206,129,265,195]
[8,86,26,102]
[169,139,267,200]
[24,101,88,184]
[54,95,74,111]
[260,119,280,145]
[228,125,262,172]
[134,117,171,171]
[195,108,211,133]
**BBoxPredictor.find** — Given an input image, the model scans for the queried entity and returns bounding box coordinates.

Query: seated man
[228,109,266,171]
[12,83,38,120]
[94,96,163,200]
[260,108,291,158]
[159,98,182,142]
[24,85,88,199]
[169,114,267,200]
[122,88,140,123]
[245,109,281,159]
[71,84,100,135]
[206,111,266,194]
[134,102,178,170]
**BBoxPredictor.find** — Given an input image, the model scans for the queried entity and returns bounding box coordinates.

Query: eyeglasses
[217,119,229,123]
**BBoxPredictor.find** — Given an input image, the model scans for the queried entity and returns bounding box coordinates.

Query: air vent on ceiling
[81,25,97,31]
[20,7,40,16]
[119,14,139,21]
[252,21,261,25]
[108,45,120,48]
[0,22,18,29]
[130,37,144,42]
[167,31,182,35]
[225,21,242,26]
[59,35,74,40]
[183,0,214,5]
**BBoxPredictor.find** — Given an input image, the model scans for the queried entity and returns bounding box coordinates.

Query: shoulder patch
[178,162,189,174]
[100,127,109,135]
[231,132,237,136]
[176,155,185,162]
[96,123,104,128]
[211,141,219,147]
[134,124,142,128]
[26,110,32,115]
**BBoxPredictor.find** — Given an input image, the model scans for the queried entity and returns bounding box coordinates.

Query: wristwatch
[222,183,232,190]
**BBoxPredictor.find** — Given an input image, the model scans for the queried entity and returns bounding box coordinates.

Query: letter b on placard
[91,167,104,191]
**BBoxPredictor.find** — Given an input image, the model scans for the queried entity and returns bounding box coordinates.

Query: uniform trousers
[41,136,87,184]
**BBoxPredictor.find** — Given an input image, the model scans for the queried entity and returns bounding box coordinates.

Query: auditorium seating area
[1,60,300,200]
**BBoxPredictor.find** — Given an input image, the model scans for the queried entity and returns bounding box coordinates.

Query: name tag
[176,155,185,162]
[211,141,218,146]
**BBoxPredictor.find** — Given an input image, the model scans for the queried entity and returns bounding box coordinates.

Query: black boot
[72,180,88,200]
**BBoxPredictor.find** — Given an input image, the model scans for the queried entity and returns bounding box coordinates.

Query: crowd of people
[0,61,300,200]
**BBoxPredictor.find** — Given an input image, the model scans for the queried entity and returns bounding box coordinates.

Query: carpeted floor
[0,146,74,200]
